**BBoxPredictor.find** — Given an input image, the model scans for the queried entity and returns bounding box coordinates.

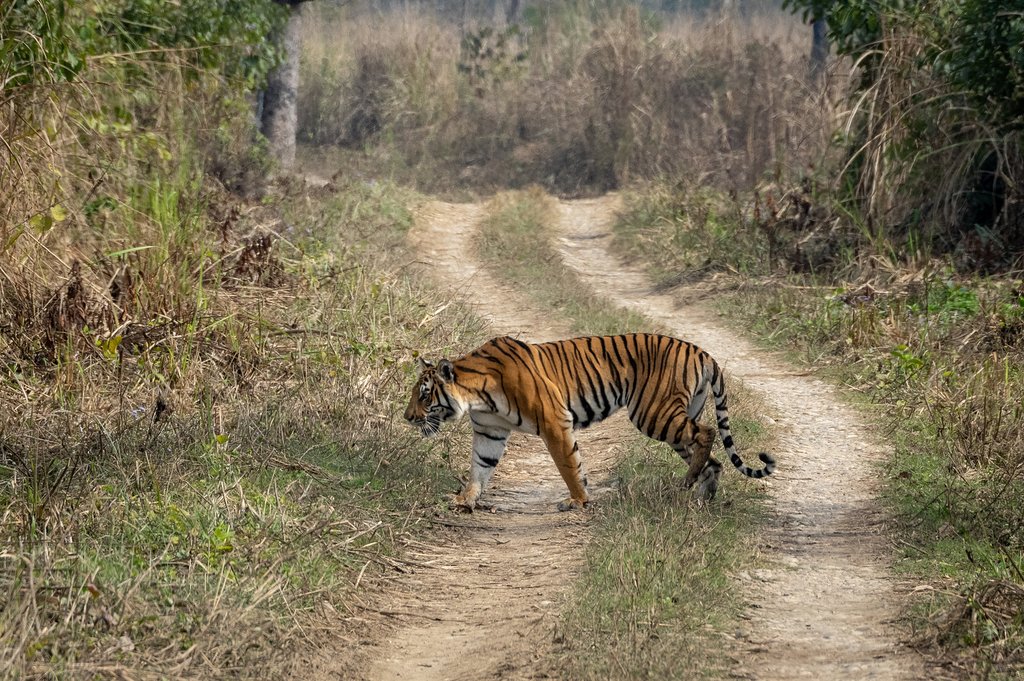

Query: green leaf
[98,335,123,360]
[30,213,53,234]
[50,204,68,222]
[4,227,24,252]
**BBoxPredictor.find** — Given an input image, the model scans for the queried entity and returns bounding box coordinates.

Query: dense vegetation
[783,0,1024,268]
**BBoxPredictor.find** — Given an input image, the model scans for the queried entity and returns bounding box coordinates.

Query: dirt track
[361,194,925,680]
[364,200,632,681]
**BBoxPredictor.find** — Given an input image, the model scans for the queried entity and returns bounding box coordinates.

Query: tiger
[404,333,775,511]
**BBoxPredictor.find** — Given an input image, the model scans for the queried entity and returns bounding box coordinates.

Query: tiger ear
[418,357,435,371]
[437,359,455,383]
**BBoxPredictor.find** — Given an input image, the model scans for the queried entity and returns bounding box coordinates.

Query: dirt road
[554,195,924,679]
[361,194,925,680]
[364,200,632,681]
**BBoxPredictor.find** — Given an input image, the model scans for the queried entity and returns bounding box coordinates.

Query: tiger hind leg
[694,456,723,501]
[663,418,713,486]
[665,416,721,501]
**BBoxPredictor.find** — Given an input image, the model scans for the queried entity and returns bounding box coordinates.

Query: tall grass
[797,5,1024,270]
[298,3,831,195]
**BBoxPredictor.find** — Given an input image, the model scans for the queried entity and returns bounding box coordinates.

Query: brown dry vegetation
[299,2,833,195]
[0,26,483,675]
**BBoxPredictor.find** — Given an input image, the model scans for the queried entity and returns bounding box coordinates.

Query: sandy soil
[358,193,926,680]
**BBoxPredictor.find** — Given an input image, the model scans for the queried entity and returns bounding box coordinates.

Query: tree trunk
[810,18,829,86]
[505,0,520,25]
[262,4,303,171]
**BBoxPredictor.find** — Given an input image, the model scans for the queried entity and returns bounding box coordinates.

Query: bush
[783,0,1024,269]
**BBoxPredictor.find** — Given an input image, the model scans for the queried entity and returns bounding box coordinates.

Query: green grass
[0,174,482,677]
[474,187,772,680]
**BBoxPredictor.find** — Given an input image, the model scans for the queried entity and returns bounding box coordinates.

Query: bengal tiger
[405,333,775,511]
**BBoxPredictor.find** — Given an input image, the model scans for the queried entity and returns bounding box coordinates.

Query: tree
[809,17,828,85]
[261,0,312,171]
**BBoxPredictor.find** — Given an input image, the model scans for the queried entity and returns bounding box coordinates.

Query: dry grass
[0,43,486,675]
[298,3,835,196]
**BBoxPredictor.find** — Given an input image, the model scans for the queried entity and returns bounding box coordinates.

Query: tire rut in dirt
[552,194,926,680]
[363,200,629,681]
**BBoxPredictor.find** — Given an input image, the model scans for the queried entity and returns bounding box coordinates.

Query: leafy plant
[931,0,1024,129]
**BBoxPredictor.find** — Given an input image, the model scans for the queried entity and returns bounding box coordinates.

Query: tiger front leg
[541,425,589,512]
[453,425,509,511]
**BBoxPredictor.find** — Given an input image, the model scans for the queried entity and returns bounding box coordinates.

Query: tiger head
[405,358,466,436]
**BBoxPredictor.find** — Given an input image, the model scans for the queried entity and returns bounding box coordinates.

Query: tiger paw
[695,469,719,502]
[450,494,475,513]
[556,497,588,512]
